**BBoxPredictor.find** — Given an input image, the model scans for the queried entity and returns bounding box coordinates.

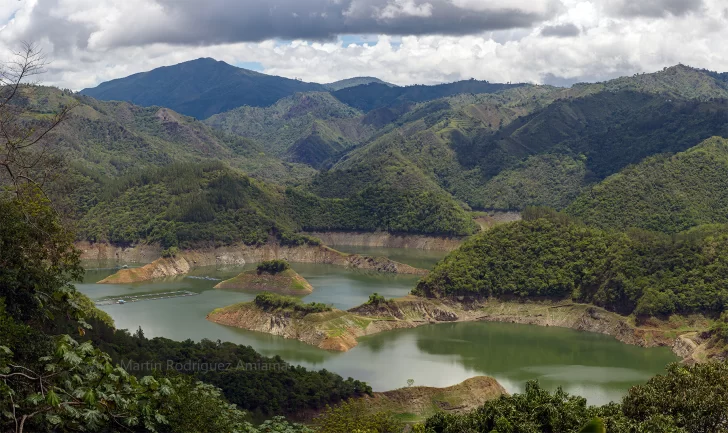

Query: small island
[214,260,314,295]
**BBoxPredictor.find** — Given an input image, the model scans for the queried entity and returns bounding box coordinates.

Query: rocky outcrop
[304,231,464,251]
[672,333,700,362]
[77,241,162,263]
[97,256,190,284]
[361,376,506,421]
[96,243,428,284]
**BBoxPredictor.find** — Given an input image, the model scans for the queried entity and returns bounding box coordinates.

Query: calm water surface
[77,248,678,406]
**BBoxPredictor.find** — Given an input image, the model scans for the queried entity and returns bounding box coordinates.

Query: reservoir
[77,247,678,406]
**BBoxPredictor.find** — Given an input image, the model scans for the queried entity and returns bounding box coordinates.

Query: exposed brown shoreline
[86,242,428,284]
[208,296,709,361]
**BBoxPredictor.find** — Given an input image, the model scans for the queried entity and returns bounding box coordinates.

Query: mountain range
[44,59,728,245]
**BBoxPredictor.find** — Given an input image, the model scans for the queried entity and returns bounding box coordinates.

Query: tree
[0,188,84,326]
[0,43,85,328]
[0,42,76,197]
[622,363,728,433]
[0,335,172,433]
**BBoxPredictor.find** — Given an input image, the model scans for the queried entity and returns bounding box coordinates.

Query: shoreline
[303,231,466,252]
[86,243,429,284]
[207,296,710,361]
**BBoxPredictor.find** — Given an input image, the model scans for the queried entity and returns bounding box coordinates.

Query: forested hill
[318,65,728,213]
[77,160,479,249]
[80,58,325,119]
[23,87,478,245]
[25,86,313,183]
[567,136,728,234]
[415,208,728,318]
[204,92,378,168]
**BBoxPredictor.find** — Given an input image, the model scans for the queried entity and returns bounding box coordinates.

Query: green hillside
[205,92,377,167]
[567,136,728,233]
[80,58,325,119]
[321,67,728,211]
[77,162,306,248]
[22,86,315,184]
[17,87,479,244]
[415,208,728,318]
[478,153,588,210]
[41,65,728,245]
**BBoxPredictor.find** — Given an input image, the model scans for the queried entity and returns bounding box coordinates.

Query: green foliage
[324,68,728,214]
[479,153,588,210]
[52,314,372,418]
[423,381,596,433]
[621,362,728,433]
[23,87,314,188]
[81,58,325,119]
[0,191,85,325]
[157,379,312,433]
[568,137,728,233]
[257,260,292,274]
[710,312,728,343]
[314,400,405,433]
[161,246,179,258]
[0,334,175,433]
[580,418,607,433]
[366,293,389,306]
[78,161,299,248]
[324,77,393,91]
[423,362,728,433]
[253,293,332,315]
[292,150,479,236]
[416,211,728,317]
[77,157,476,247]
[205,92,371,166]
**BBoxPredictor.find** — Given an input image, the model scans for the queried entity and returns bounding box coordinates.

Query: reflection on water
[78,248,678,406]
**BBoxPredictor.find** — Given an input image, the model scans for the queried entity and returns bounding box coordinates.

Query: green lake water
[77,248,678,406]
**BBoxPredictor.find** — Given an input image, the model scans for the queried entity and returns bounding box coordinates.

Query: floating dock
[94,290,198,306]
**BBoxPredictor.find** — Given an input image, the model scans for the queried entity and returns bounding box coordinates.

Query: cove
[77,248,678,407]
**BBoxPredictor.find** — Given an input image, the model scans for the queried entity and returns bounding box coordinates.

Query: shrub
[366,293,388,306]
[257,260,291,275]
[254,293,331,315]
[161,246,180,258]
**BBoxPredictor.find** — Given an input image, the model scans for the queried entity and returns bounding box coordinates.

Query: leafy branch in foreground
[0,335,170,433]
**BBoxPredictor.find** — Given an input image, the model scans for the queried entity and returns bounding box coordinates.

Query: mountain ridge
[80,58,326,119]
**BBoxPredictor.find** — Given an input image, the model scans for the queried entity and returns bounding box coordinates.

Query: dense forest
[567,136,728,233]
[75,160,478,247]
[415,208,728,318]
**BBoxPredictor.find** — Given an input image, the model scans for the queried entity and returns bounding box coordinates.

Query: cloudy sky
[1,0,727,90]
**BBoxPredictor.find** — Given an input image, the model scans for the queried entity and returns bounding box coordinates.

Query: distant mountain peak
[80,58,325,119]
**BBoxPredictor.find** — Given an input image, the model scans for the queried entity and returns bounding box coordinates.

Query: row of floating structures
[95,290,198,306]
